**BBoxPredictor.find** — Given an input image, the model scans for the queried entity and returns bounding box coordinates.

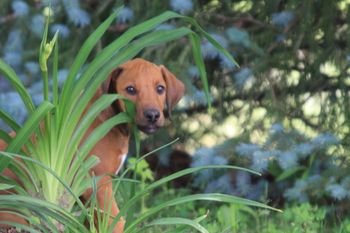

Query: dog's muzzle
[138,109,161,134]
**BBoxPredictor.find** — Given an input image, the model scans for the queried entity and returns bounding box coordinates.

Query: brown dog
[0,58,185,233]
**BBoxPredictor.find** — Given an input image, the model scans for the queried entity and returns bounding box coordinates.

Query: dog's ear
[160,65,185,118]
[103,67,125,114]
[103,67,123,94]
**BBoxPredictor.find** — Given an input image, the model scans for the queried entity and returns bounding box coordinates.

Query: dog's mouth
[138,124,159,134]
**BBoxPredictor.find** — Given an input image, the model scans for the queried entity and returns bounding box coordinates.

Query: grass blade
[0,184,14,191]
[0,109,21,132]
[145,217,209,233]
[59,10,119,114]
[189,33,210,108]
[0,151,88,216]
[0,130,12,144]
[0,101,54,172]
[0,59,35,113]
[114,165,260,228]
[125,193,280,232]
[0,194,89,232]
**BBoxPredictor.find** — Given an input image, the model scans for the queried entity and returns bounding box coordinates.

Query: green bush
[0,8,278,233]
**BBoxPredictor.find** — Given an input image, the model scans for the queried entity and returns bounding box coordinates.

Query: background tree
[1,0,350,229]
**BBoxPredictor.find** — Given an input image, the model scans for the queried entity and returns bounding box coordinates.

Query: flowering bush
[1,0,350,229]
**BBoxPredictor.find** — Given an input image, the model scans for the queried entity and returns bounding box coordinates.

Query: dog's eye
[125,86,137,95]
[156,85,165,95]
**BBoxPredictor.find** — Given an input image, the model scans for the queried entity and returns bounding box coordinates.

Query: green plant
[0,7,279,233]
[281,204,326,233]
[258,204,326,233]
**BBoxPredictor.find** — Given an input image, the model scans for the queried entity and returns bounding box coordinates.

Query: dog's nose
[144,109,160,123]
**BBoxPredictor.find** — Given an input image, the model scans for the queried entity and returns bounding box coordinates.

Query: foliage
[0,2,283,233]
[144,189,343,233]
[1,0,350,231]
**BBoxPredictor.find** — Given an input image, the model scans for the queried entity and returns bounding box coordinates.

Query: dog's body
[0,59,185,233]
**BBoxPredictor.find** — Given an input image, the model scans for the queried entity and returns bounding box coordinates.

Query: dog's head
[104,58,185,134]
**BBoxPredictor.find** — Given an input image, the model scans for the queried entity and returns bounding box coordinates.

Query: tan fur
[0,58,185,233]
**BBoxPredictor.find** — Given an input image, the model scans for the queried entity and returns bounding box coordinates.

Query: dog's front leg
[83,175,125,233]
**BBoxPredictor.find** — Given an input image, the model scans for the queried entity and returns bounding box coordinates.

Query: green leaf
[0,101,54,172]
[61,94,130,179]
[145,217,209,233]
[0,151,88,216]
[0,195,89,232]
[76,112,132,160]
[0,59,35,113]
[59,9,119,113]
[182,15,238,67]
[114,165,260,228]
[163,212,209,233]
[0,130,12,144]
[276,166,306,181]
[114,138,180,192]
[189,33,210,108]
[0,109,21,132]
[52,33,59,107]
[125,193,280,232]
[0,184,15,191]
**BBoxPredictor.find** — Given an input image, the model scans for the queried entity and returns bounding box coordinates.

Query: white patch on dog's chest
[115,154,127,175]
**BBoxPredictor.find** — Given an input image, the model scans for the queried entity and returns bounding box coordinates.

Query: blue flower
[306,175,323,186]
[293,143,314,158]
[62,0,79,8]
[276,34,286,42]
[4,30,23,52]
[235,143,260,157]
[12,1,29,17]
[3,52,22,68]
[326,184,347,200]
[67,8,91,27]
[170,0,194,15]
[270,123,284,134]
[284,180,309,202]
[155,23,176,31]
[58,69,69,87]
[201,42,219,59]
[0,92,27,124]
[192,90,208,105]
[191,148,216,167]
[219,54,236,70]
[205,174,234,194]
[24,62,40,75]
[42,0,60,6]
[28,81,43,94]
[51,24,70,39]
[188,65,200,79]
[201,34,228,59]
[31,93,44,106]
[191,148,227,186]
[341,176,350,187]
[30,14,45,37]
[347,54,350,62]
[312,133,339,148]
[28,82,45,105]
[117,7,134,23]
[271,11,294,28]
[251,151,271,172]
[3,30,23,67]
[225,27,250,48]
[235,171,252,195]
[277,151,298,170]
[233,67,254,88]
